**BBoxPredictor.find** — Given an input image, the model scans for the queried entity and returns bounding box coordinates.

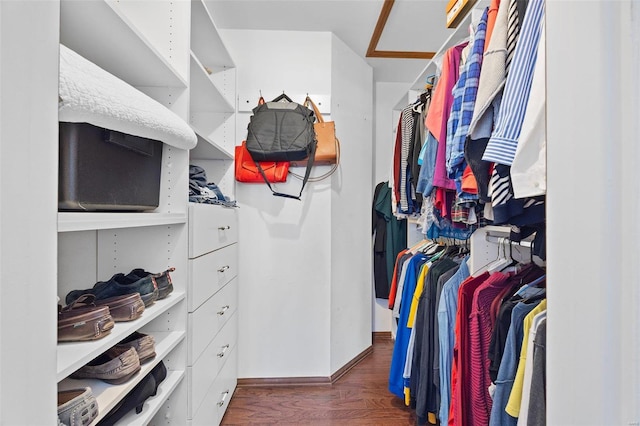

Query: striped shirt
[446,7,489,185]
[483,0,545,165]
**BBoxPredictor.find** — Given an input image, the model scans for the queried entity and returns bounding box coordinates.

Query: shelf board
[58,331,185,425]
[58,212,187,233]
[60,0,187,88]
[190,52,235,114]
[57,292,185,381]
[191,0,235,68]
[189,128,234,160]
[115,370,185,426]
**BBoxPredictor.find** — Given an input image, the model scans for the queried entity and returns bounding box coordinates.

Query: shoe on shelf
[70,346,141,385]
[58,295,114,342]
[57,387,99,426]
[111,331,156,364]
[95,361,166,426]
[95,293,145,322]
[127,267,175,300]
[65,272,159,308]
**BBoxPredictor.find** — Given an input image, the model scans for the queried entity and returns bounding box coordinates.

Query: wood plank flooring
[221,334,417,425]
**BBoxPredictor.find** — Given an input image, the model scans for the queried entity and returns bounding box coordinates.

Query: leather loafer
[70,346,141,385]
[58,295,114,342]
[65,272,159,308]
[112,331,156,364]
[58,387,99,426]
[95,293,145,322]
[127,267,175,300]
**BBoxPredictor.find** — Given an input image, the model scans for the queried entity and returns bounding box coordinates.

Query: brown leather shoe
[70,346,141,385]
[95,293,145,322]
[58,295,115,342]
[112,331,156,364]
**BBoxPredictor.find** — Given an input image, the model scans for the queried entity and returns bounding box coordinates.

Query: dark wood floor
[221,334,417,425]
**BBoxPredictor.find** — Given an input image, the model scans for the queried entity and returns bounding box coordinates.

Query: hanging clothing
[483,0,545,166]
[373,182,408,299]
[516,310,546,425]
[525,318,546,426]
[389,253,429,398]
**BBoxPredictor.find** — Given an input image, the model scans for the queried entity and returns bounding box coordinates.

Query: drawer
[188,277,238,364]
[188,312,238,418]
[188,244,237,312]
[189,203,238,258]
[190,347,238,425]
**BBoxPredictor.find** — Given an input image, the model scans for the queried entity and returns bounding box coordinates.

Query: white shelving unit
[188,0,238,199]
[57,0,192,424]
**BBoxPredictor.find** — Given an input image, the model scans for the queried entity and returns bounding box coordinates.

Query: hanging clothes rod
[485,233,533,248]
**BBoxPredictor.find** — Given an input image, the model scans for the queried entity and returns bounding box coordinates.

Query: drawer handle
[217,305,230,316]
[217,265,230,273]
[218,225,231,231]
[217,390,230,407]
[217,344,230,358]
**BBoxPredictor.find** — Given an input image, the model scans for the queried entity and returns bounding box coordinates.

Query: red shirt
[449,272,490,426]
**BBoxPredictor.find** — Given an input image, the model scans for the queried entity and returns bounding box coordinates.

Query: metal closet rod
[484,232,533,248]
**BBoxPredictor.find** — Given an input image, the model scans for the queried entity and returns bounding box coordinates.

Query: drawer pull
[217,265,230,273]
[217,390,230,407]
[218,225,231,230]
[217,305,230,316]
[217,344,230,358]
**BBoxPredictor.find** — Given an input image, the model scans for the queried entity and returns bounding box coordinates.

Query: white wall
[0,1,59,423]
[546,0,640,424]
[223,29,373,378]
[372,81,410,332]
[329,34,373,372]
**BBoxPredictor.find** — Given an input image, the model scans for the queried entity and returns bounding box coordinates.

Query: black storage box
[59,122,163,211]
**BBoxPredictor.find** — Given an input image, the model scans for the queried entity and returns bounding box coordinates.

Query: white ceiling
[205,0,455,83]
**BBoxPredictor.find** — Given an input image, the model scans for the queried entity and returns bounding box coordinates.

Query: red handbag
[235,141,289,183]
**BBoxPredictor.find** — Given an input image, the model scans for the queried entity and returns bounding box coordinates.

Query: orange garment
[484,0,501,51]
[461,165,478,194]
[388,249,408,309]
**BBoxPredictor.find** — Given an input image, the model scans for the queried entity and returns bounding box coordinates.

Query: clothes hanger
[272,92,293,103]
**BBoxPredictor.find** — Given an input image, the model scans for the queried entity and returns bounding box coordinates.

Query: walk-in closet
[0,0,638,425]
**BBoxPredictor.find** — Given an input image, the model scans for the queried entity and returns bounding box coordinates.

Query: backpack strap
[255,139,316,200]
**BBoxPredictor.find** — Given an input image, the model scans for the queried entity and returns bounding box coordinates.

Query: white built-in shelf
[57,292,186,381]
[191,0,235,69]
[57,212,187,233]
[190,52,235,114]
[59,0,187,88]
[58,331,185,425]
[189,130,234,161]
[115,370,185,426]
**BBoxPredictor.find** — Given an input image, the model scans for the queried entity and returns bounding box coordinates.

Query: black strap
[255,139,317,200]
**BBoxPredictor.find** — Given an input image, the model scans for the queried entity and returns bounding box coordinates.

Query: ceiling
[205,0,455,84]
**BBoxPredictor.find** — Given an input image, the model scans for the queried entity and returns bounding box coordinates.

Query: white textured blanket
[58,44,197,150]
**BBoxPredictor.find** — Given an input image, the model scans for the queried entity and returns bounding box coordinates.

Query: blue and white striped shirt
[482,0,545,166]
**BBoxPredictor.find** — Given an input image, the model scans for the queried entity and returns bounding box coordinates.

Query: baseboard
[372,331,392,342]
[237,344,374,387]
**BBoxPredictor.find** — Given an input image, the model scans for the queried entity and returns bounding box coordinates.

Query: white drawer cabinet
[187,204,238,425]
[189,347,238,426]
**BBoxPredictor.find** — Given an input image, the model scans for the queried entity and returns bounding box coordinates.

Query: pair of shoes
[57,387,99,426]
[127,267,175,300]
[96,361,167,426]
[70,332,156,384]
[114,331,156,364]
[65,272,159,308]
[58,295,115,342]
[96,293,145,322]
[70,346,141,385]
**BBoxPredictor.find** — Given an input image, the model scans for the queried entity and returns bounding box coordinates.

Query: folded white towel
[58,44,197,150]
